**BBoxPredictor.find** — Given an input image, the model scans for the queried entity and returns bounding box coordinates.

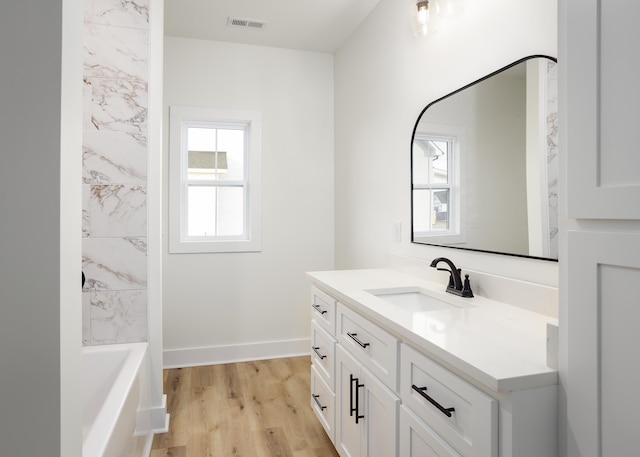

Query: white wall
[0,0,83,455]
[335,0,558,286]
[162,38,334,360]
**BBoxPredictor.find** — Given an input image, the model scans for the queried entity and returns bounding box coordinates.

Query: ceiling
[164,0,383,53]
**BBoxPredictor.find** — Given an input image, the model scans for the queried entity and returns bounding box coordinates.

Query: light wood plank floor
[150,356,339,457]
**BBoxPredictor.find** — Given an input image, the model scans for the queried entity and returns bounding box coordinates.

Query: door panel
[567,231,640,456]
[565,0,640,219]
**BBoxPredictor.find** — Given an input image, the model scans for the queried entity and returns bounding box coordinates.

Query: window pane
[187,186,216,236]
[188,127,215,151]
[217,187,244,236]
[413,138,450,185]
[429,140,449,184]
[413,189,431,232]
[216,128,245,181]
[432,189,449,230]
[412,139,431,185]
[413,189,450,232]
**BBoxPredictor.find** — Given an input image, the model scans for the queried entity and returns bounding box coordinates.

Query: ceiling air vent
[227,17,267,30]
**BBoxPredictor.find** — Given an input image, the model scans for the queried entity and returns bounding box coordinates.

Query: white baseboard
[163,338,311,368]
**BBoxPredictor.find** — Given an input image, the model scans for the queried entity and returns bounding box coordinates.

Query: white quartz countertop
[307,268,558,393]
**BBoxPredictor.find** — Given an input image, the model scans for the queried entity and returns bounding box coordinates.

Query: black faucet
[429,257,474,298]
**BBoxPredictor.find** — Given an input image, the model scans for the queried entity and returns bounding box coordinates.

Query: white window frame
[412,124,466,245]
[169,106,261,253]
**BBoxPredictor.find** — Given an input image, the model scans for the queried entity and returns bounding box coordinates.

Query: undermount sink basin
[365,287,473,312]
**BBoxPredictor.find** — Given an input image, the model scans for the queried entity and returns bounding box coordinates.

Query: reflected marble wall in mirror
[411,55,558,261]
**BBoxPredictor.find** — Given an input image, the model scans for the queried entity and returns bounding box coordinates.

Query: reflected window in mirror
[412,126,466,245]
[410,55,558,261]
[413,135,453,233]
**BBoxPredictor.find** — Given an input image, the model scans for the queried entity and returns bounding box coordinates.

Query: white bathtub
[83,342,152,457]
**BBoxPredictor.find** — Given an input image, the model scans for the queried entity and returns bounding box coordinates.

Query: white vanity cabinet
[308,272,558,457]
[310,287,338,443]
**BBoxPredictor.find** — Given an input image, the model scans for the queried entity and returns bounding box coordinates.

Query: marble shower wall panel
[84,78,148,133]
[83,237,147,291]
[90,290,148,344]
[82,184,91,238]
[89,0,150,29]
[84,23,149,81]
[83,131,147,184]
[82,0,150,344]
[90,185,147,237]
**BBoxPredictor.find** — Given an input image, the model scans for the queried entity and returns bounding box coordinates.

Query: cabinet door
[362,368,400,457]
[336,345,364,457]
[562,0,640,456]
[399,406,461,457]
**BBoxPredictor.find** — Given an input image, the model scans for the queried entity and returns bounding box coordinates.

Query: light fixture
[411,0,464,38]
[413,0,431,37]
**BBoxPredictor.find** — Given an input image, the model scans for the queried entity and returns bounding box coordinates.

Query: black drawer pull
[350,374,365,424]
[312,394,327,411]
[347,332,370,348]
[312,304,327,315]
[412,384,455,417]
[312,346,327,360]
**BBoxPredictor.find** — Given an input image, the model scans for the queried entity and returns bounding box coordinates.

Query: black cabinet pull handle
[347,332,370,348]
[312,394,327,411]
[355,377,364,424]
[350,374,357,417]
[312,304,327,315]
[312,346,327,360]
[350,374,365,423]
[412,384,455,417]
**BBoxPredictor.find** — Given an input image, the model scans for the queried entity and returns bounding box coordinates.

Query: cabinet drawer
[311,320,336,390]
[401,344,497,457]
[311,286,336,336]
[311,365,336,444]
[399,406,461,457]
[337,302,399,392]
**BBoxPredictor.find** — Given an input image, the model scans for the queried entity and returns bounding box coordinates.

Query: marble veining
[90,290,148,344]
[83,237,147,291]
[83,184,91,238]
[83,131,147,184]
[85,78,148,133]
[82,1,150,345]
[84,23,149,81]
[90,185,147,237]
[88,0,150,29]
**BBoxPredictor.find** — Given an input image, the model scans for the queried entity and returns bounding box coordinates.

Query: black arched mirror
[411,55,558,261]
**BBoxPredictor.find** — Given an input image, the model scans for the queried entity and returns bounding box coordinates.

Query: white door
[561,1,640,456]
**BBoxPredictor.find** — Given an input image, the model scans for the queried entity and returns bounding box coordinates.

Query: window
[169,106,261,253]
[412,131,464,243]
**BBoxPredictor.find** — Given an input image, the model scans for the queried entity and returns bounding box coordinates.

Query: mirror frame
[410,55,558,262]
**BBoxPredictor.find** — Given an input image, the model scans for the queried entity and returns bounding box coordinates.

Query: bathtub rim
[82,342,148,457]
